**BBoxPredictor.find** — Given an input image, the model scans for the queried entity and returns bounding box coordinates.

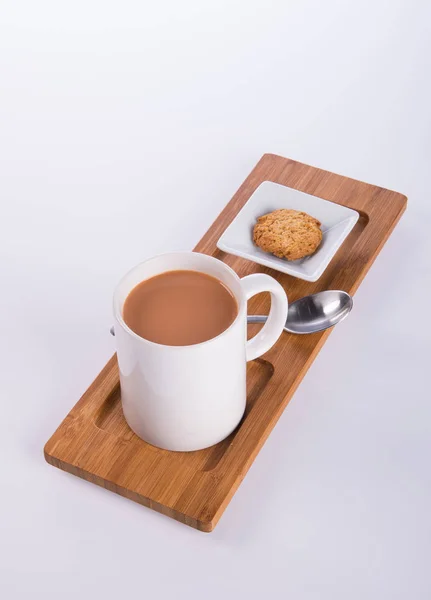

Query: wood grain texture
[44,154,407,531]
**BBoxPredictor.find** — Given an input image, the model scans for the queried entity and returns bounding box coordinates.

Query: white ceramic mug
[113,252,288,451]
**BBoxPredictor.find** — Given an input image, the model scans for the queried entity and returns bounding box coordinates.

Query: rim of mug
[113,251,247,349]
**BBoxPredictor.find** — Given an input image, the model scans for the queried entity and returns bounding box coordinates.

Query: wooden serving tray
[44,154,407,531]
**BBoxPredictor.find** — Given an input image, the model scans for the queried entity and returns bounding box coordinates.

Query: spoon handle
[247,315,268,324]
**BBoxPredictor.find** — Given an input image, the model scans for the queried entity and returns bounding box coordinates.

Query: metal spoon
[247,290,353,334]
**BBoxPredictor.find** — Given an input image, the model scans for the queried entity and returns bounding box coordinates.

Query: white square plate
[217,181,359,282]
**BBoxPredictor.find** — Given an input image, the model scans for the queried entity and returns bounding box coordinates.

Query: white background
[1,1,430,598]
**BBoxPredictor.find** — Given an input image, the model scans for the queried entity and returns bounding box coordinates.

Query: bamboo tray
[44,154,407,531]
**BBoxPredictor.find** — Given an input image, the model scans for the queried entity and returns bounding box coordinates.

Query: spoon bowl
[248,290,353,334]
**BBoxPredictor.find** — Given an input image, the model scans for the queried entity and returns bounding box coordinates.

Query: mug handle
[241,274,288,362]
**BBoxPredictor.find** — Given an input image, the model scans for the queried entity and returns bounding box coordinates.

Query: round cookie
[253,209,322,261]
